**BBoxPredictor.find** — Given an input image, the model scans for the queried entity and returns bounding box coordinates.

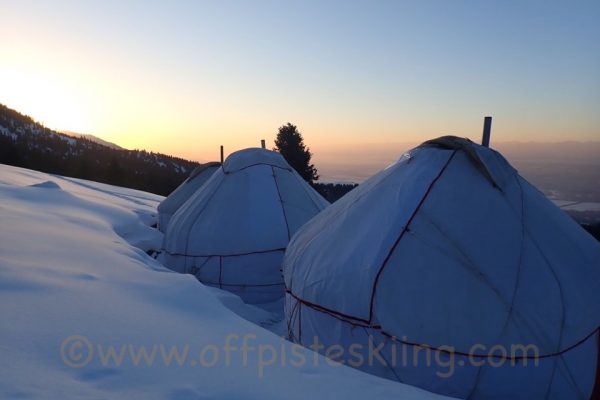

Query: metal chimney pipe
[220,145,224,163]
[482,116,492,147]
[260,139,266,149]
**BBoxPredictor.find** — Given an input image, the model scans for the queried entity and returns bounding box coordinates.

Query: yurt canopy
[283,136,600,399]
[161,148,329,303]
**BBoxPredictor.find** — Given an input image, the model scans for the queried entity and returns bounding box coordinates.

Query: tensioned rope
[285,149,458,337]
[367,149,458,321]
[223,162,292,174]
[286,289,600,360]
[272,166,291,241]
[161,247,286,258]
[285,149,458,327]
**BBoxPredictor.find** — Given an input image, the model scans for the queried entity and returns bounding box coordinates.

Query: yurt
[161,148,329,304]
[283,136,600,399]
[158,162,220,232]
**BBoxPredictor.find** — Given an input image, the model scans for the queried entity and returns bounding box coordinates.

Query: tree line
[0,103,357,201]
[0,103,198,196]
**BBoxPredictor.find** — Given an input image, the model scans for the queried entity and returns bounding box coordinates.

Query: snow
[59,134,77,146]
[0,123,77,145]
[0,124,18,140]
[64,132,123,150]
[0,163,449,399]
[553,200,600,212]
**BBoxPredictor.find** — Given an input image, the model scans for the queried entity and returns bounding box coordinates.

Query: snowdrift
[0,163,446,399]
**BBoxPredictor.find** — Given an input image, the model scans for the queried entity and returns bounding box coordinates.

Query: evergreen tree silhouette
[273,123,318,184]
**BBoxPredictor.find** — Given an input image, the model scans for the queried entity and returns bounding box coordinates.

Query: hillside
[62,131,124,150]
[0,103,199,195]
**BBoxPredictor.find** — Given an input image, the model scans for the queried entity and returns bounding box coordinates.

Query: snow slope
[0,164,449,399]
[63,132,124,150]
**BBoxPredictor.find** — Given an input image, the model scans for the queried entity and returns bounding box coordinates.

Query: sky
[1,0,599,165]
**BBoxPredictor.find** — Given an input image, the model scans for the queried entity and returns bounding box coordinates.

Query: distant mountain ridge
[0,103,199,196]
[62,131,124,150]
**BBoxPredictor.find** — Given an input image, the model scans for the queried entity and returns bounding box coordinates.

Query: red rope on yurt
[368,149,458,321]
[223,162,292,174]
[271,166,291,240]
[161,247,286,258]
[591,331,600,400]
[285,288,375,327]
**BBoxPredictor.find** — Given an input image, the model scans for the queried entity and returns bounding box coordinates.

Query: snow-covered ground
[0,164,450,399]
[553,200,600,212]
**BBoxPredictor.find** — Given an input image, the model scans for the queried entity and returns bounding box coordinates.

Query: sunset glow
[1,0,599,165]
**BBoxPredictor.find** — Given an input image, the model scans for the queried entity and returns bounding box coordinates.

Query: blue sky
[1,0,599,162]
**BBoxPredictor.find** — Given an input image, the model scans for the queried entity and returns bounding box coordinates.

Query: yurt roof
[163,148,328,257]
[283,136,600,355]
[186,161,221,181]
[157,161,221,214]
[223,148,291,173]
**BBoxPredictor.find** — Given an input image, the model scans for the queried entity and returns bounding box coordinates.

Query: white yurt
[283,136,600,399]
[157,162,220,232]
[161,148,329,304]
